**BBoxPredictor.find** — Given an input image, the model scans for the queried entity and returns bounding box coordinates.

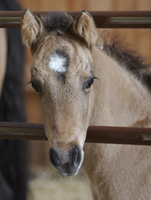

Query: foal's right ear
[21,8,44,47]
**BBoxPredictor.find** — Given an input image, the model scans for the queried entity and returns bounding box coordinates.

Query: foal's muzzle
[49,145,82,177]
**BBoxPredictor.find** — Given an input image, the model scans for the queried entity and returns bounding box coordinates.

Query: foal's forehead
[32,33,93,75]
[49,50,69,73]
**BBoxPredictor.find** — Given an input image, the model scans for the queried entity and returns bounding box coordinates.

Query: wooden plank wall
[18,0,151,167]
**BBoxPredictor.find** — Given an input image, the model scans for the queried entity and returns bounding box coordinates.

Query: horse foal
[21,9,151,200]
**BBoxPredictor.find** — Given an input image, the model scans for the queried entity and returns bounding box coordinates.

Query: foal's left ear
[21,8,44,47]
[72,10,98,48]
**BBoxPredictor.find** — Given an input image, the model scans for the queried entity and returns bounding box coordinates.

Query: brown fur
[21,9,151,200]
[21,8,45,47]
[72,10,98,48]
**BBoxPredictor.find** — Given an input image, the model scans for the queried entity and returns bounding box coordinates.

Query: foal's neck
[90,46,151,127]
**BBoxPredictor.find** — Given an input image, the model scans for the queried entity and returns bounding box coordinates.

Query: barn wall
[18,0,151,166]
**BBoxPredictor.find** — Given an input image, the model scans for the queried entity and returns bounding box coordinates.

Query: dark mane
[99,37,151,91]
[41,11,73,33]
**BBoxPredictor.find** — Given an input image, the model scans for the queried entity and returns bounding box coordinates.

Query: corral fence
[0,11,151,145]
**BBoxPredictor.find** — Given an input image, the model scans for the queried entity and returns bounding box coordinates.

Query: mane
[99,37,151,91]
[41,11,73,33]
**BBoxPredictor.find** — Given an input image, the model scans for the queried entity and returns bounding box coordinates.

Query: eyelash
[30,77,41,93]
[83,76,97,91]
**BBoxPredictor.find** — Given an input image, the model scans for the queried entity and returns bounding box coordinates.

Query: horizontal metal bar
[1,122,151,145]
[0,11,151,28]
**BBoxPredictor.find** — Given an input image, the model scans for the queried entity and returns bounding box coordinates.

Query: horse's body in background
[0,1,28,200]
[21,9,151,200]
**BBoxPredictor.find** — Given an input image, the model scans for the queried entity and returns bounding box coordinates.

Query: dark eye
[83,76,95,90]
[30,77,41,93]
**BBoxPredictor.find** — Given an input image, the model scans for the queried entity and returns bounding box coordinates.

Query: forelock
[41,11,73,33]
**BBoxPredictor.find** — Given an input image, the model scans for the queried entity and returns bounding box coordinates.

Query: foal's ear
[21,8,44,47]
[72,10,98,48]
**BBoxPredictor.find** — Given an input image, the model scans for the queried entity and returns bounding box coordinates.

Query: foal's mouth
[49,145,84,177]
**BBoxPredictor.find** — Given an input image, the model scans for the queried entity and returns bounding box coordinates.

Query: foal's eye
[83,76,96,91]
[30,77,41,93]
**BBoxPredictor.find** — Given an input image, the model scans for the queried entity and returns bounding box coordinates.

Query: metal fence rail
[0,11,151,28]
[0,122,151,145]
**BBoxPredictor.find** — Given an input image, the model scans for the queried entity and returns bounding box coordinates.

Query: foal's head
[21,9,98,176]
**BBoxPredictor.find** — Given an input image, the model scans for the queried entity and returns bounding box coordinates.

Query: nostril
[72,147,78,162]
[71,145,81,167]
[49,148,61,167]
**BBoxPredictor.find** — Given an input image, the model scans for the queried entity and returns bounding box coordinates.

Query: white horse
[21,9,151,199]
